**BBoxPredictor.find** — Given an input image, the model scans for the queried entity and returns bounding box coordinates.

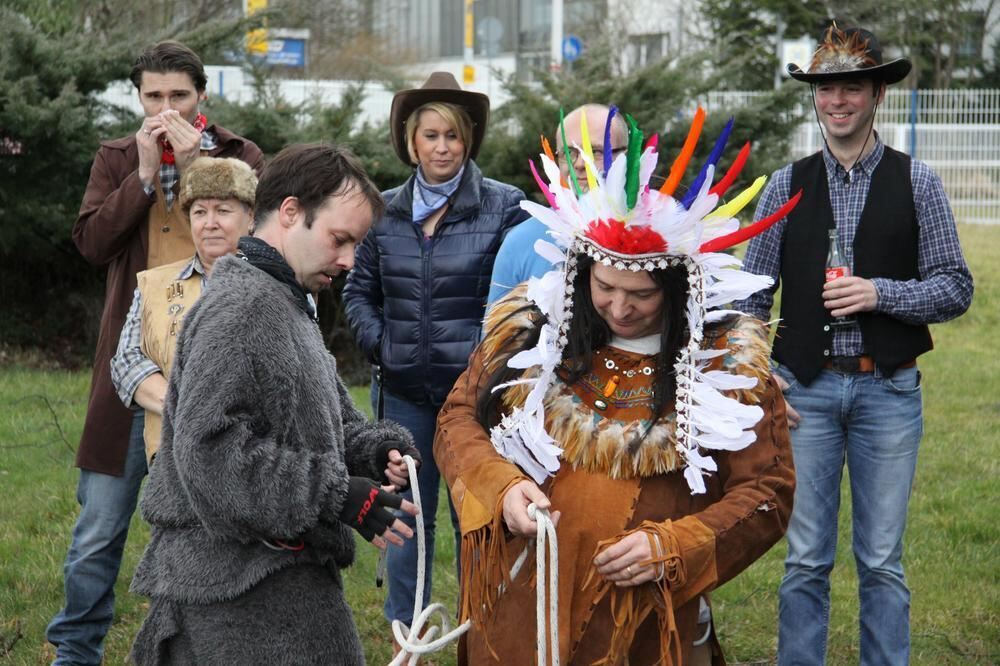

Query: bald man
[487,104,628,303]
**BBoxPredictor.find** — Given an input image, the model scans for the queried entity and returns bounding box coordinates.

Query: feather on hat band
[787,23,911,85]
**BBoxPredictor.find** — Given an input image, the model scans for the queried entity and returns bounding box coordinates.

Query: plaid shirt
[110,256,207,407]
[110,253,319,407]
[737,136,974,357]
[143,129,218,208]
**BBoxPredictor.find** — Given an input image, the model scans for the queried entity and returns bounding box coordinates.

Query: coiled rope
[387,455,559,665]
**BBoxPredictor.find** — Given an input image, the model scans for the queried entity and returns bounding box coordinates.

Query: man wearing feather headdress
[434,108,799,664]
[738,23,973,666]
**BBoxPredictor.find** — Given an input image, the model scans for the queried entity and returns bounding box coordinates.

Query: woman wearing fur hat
[433,110,798,664]
[343,71,529,633]
[111,156,256,463]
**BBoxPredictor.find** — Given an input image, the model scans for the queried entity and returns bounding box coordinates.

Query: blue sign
[266,38,306,68]
[562,35,582,62]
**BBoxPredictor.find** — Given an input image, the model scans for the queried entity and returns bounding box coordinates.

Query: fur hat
[389,71,490,166]
[788,23,911,85]
[179,157,258,214]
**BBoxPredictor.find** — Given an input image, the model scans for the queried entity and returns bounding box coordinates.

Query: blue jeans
[776,365,923,666]
[47,410,148,665]
[375,386,461,625]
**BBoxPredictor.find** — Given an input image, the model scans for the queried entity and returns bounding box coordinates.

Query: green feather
[559,107,582,197]
[624,113,643,210]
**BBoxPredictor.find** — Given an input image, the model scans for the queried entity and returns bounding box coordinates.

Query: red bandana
[160,113,207,165]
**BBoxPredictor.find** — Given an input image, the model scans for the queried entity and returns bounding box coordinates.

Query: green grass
[1,223,997,665]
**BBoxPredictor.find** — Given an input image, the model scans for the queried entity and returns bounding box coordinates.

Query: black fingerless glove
[338,476,403,542]
[375,438,422,490]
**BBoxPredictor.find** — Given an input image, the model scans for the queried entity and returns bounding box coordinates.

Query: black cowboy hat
[389,71,490,167]
[787,25,911,85]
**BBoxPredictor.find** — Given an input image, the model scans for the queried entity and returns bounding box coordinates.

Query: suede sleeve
[434,346,529,535]
[73,144,154,267]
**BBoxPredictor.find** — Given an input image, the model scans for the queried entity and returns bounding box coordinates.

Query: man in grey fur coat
[130,144,421,664]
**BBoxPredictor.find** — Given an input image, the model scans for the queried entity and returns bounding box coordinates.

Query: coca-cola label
[825,266,848,282]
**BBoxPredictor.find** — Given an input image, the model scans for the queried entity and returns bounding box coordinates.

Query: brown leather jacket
[72,125,263,475]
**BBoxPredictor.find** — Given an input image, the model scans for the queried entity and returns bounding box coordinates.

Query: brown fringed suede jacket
[434,293,795,665]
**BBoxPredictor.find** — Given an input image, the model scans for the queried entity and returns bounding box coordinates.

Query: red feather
[709,141,750,198]
[698,190,802,253]
[586,219,668,255]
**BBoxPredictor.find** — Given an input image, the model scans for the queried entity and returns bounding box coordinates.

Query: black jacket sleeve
[343,227,385,363]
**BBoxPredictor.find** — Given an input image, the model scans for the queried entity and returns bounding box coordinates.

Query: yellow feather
[706,175,767,219]
[579,111,599,191]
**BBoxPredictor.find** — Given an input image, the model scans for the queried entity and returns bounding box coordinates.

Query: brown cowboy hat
[389,71,490,167]
[787,25,911,85]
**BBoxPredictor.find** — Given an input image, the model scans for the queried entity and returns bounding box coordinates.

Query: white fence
[102,77,1000,225]
[704,89,1000,225]
[99,66,398,127]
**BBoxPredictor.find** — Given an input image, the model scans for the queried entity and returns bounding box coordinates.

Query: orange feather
[659,107,706,196]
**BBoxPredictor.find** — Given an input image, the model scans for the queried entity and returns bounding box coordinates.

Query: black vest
[773,147,932,385]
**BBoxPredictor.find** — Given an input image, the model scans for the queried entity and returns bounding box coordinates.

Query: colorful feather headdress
[489,106,801,494]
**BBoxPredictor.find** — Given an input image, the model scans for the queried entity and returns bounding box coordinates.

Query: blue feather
[602,105,619,175]
[680,117,734,208]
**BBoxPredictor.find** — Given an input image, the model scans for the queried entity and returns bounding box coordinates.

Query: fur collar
[482,289,772,479]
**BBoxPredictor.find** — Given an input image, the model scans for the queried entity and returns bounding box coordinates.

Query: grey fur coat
[131,254,412,605]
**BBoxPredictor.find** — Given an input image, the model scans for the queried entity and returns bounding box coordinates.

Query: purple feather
[602,105,619,175]
[680,117,734,208]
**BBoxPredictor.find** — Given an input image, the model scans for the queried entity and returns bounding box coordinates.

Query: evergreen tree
[0,7,246,363]
[0,10,134,361]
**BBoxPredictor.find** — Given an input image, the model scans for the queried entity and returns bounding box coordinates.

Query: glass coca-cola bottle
[825,228,855,327]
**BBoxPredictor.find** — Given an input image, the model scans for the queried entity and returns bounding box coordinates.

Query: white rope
[528,503,560,666]
[386,455,560,666]
[388,455,469,666]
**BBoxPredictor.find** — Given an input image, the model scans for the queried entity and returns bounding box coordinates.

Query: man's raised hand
[161,110,203,174]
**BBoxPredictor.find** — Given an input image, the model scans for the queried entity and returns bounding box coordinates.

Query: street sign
[463,64,475,84]
[266,38,306,68]
[245,0,268,56]
[562,35,582,62]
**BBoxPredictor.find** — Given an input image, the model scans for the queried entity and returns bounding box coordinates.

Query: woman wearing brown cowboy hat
[342,71,529,638]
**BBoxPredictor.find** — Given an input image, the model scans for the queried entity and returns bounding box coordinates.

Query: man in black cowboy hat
[737,23,973,666]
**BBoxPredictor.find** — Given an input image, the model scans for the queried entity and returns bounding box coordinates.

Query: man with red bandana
[48,41,262,665]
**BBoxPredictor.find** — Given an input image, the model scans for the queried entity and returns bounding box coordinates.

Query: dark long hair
[476,255,690,427]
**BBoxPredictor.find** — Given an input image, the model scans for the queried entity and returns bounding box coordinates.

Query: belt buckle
[830,356,860,373]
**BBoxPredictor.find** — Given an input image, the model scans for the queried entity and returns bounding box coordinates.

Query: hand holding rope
[387,456,561,666]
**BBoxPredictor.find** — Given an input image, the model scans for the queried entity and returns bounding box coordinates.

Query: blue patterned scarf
[412,164,466,224]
